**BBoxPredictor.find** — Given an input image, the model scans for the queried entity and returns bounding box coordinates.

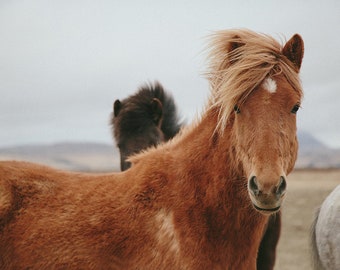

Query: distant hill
[0,142,120,172]
[0,131,339,171]
[298,131,327,151]
[297,131,340,168]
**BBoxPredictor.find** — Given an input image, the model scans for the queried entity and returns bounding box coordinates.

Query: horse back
[0,161,139,267]
[0,160,181,269]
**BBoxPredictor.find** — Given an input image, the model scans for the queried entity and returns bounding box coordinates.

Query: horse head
[209,31,304,214]
[113,97,164,171]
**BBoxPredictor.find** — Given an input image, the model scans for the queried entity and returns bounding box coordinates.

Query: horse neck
[174,109,241,183]
[167,109,253,213]
[165,109,267,260]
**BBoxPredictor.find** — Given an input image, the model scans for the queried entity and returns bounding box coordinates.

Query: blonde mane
[206,29,303,132]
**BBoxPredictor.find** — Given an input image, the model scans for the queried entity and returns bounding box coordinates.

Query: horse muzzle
[248,175,287,214]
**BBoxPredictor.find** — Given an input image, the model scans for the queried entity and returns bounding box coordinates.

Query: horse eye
[291,104,300,114]
[234,105,241,114]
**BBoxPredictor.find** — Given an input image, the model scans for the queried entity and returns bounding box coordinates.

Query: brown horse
[0,29,304,269]
[113,84,280,270]
[111,82,182,171]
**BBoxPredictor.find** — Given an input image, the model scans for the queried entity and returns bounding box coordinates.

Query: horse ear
[228,36,244,51]
[282,34,304,71]
[150,98,163,125]
[227,35,245,64]
[113,100,121,117]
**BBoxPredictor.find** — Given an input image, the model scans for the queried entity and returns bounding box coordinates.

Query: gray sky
[1,0,340,148]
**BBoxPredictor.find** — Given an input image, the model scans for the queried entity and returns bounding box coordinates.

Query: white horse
[311,185,340,270]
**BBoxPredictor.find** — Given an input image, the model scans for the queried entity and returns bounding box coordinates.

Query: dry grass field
[274,169,340,270]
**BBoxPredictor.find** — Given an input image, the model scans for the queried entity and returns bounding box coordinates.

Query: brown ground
[274,169,340,270]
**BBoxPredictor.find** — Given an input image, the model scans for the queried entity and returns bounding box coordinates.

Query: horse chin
[248,190,284,215]
[252,204,281,215]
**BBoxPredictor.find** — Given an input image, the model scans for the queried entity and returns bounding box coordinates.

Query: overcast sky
[1,0,340,149]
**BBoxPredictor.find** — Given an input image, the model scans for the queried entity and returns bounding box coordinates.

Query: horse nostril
[249,176,259,196]
[276,176,287,196]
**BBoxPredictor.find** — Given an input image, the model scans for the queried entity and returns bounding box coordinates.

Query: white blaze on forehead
[263,77,277,93]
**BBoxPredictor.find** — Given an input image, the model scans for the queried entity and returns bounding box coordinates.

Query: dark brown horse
[111,82,182,171]
[0,29,304,269]
[112,83,281,270]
